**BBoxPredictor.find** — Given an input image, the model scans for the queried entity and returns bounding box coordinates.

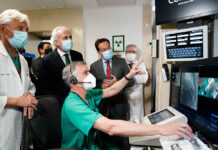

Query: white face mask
[83,73,96,90]
[126,53,137,62]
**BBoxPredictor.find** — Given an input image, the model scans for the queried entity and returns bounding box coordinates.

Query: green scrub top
[61,89,103,150]
[61,89,124,150]
[7,51,20,75]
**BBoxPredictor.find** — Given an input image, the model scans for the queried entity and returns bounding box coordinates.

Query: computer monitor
[155,0,218,25]
[170,57,218,144]
[163,26,208,62]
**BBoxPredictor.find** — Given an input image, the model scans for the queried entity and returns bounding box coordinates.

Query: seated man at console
[61,61,194,149]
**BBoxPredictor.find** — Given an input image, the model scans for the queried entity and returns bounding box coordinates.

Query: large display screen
[148,109,175,124]
[155,0,218,25]
[170,57,218,143]
[163,26,208,62]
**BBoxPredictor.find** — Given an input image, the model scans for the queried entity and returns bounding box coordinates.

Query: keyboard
[168,46,202,58]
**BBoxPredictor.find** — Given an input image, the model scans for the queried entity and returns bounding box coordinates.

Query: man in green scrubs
[61,61,194,150]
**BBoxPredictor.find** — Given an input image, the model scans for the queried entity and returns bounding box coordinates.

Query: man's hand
[101,81,111,89]
[18,94,38,110]
[110,75,117,84]
[23,106,34,119]
[101,75,117,89]
[19,94,38,119]
[159,122,194,140]
[137,71,147,75]
[126,60,145,79]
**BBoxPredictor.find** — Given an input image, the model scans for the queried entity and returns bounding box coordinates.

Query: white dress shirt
[101,58,112,76]
[57,48,72,65]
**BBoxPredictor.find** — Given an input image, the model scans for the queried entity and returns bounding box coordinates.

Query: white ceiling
[97,0,136,7]
[0,0,151,11]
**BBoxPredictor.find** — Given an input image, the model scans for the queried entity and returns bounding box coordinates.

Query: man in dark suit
[36,26,83,107]
[31,42,52,79]
[90,38,134,149]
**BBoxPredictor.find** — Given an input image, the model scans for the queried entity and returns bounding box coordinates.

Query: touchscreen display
[148,109,175,124]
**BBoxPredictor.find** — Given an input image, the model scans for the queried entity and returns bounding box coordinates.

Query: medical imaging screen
[198,78,218,100]
[148,109,175,124]
[170,62,218,141]
[180,72,199,110]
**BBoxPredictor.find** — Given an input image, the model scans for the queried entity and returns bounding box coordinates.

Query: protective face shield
[103,49,113,60]
[7,28,28,48]
[44,48,53,54]
[62,40,73,51]
[126,53,137,62]
[83,73,96,90]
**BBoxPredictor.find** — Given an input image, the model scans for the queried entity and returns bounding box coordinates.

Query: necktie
[105,60,111,79]
[64,53,70,65]
[129,63,133,69]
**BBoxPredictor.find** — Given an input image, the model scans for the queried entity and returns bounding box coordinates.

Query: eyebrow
[63,35,72,38]
[16,25,25,28]
[84,70,89,73]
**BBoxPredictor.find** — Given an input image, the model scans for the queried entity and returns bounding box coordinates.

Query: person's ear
[97,51,103,57]
[54,40,59,46]
[0,24,6,34]
[39,48,44,54]
[0,24,3,32]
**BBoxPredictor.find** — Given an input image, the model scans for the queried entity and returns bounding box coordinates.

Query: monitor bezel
[155,0,218,25]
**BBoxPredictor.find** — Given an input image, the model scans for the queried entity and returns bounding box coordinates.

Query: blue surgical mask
[62,40,73,51]
[7,28,28,48]
[103,49,113,60]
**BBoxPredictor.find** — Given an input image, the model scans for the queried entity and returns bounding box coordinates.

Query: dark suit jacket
[90,56,135,118]
[36,49,83,107]
[31,56,42,78]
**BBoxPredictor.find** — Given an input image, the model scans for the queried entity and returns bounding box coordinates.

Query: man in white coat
[125,44,148,123]
[0,9,38,150]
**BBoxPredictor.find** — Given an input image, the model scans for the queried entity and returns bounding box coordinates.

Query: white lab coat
[0,41,35,150]
[126,60,148,123]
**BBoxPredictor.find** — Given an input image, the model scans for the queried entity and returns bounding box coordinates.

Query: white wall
[83,5,143,66]
[25,35,42,58]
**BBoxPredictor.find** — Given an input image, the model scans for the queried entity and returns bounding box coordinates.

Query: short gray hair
[50,26,71,46]
[62,61,86,87]
[0,9,30,27]
[125,44,138,51]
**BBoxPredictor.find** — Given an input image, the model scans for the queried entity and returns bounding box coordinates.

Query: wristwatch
[124,75,131,81]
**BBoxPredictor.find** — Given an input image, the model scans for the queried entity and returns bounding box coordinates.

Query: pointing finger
[133,60,144,69]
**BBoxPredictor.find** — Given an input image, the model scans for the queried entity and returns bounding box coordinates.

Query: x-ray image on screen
[180,72,199,110]
[198,78,218,100]
[173,72,181,87]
